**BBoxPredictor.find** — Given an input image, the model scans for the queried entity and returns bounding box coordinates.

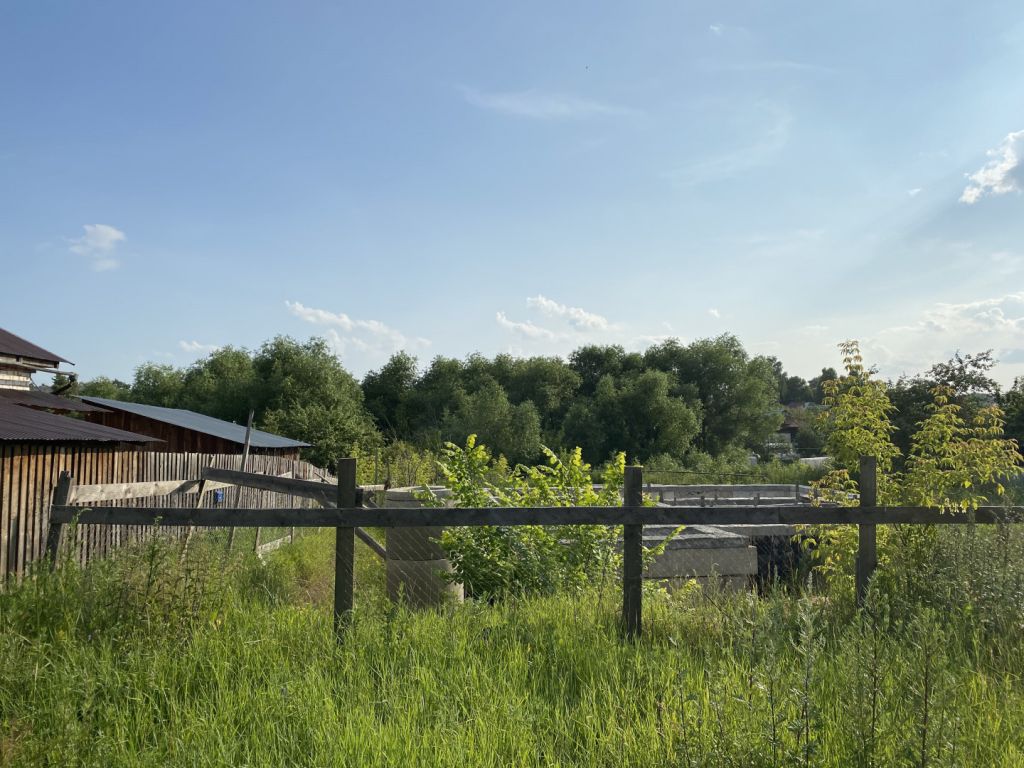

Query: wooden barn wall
[85,411,301,460]
[0,444,322,582]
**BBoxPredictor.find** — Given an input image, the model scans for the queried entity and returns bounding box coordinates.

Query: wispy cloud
[285,300,430,357]
[907,187,923,197]
[496,295,617,343]
[526,295,609,330]
[870,292,1024,382]
[708,308,721,319]
[496,311,560,340]
[960,129,1023,204]
[68,224,125,271]
[460,86,637,120]
[178,340,220,354]
[667,104,792,187]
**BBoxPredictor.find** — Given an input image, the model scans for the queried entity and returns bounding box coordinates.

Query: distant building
[81,397,309,459]
[0,327,70,392]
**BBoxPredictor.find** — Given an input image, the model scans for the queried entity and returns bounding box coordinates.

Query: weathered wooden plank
[50,503,1024,528]
[355,527,386,559]
[621,466,643,639]
[204,468,333,505]
[68,478,233,504]
[45,472,74,568]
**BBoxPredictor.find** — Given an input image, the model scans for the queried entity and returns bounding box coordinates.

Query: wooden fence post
[45,471,74,570]
[856,455,878,606]
[334,457,357,636]
[622,465,643,639]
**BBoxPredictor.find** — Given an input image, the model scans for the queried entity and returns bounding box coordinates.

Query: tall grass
[2,525,1024,766]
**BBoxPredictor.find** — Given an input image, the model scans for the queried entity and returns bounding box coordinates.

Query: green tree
[252,336,379,466]
[78,376,131,400]
[645,335,781,454]
[130,364,186,407]
[561,370,699,463]
[441,378,542,464]
[179,346,257,423]
[362,351,419,438]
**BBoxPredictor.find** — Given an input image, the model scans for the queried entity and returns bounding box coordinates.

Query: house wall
[0,364,31,391]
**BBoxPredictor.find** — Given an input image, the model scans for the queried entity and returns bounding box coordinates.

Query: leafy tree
[178,346,256,424]
[362,351,419,438]
[130,364,186,408]
[499,355,581,435]
[766,356,814,403]
[810,342,1022,593]
[808,367,838,404]
[441,378,542,464]
[890,350,1001,458]
[645,335,781,454]
[561,370,699,463]
[569,345,642,397]
[78,376,131,400]
[1004,377,1024,449]
[252,336,378,466]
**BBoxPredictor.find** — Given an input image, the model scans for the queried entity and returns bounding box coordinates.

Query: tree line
[63,334,1024,470]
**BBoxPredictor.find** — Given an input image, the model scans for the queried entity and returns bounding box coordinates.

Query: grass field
[2,525,1024,767]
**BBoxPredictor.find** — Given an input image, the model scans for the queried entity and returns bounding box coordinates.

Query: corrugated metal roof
[0,328,71,365]
[79,397,311,449]
[0,389,108,413]
[0,403,159,443]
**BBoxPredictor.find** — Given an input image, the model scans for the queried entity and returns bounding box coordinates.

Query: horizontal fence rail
[48,504,1024,528]
[40,454,1024,641]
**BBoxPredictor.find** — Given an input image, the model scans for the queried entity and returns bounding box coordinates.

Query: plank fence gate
[45,456,1024,640]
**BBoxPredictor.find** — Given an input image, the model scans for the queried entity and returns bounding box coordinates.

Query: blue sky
[3,1,1024,386]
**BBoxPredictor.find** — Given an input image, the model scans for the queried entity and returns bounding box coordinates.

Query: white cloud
[709,23,724,35]
[960,130,1024,204]
[526,295,609,330]
[869,292,1024,383]
[285,300,430,357]
[907,187,922,197]
[178,340,220,354]
[496,311,559,340]
[68,224,125,271]
[708,308,721,319]
[460,86,636,120]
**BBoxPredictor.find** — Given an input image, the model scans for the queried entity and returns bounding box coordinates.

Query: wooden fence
[0,444,323,582]
[47,456,1024,640]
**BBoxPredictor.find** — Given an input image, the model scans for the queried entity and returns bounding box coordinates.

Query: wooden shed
[0,402,159,579]
[80,397,309,460]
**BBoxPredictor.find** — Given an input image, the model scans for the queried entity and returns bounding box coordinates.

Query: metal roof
[79,397,311,449]
[0,389,108,413]
[0,328,71,365]
[0,403,159,443]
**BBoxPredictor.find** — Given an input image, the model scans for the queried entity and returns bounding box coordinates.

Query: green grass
[2,527,1024,766]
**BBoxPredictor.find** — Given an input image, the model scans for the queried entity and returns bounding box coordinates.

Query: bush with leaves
[423,436,627,599]
[808,341,1023,597]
